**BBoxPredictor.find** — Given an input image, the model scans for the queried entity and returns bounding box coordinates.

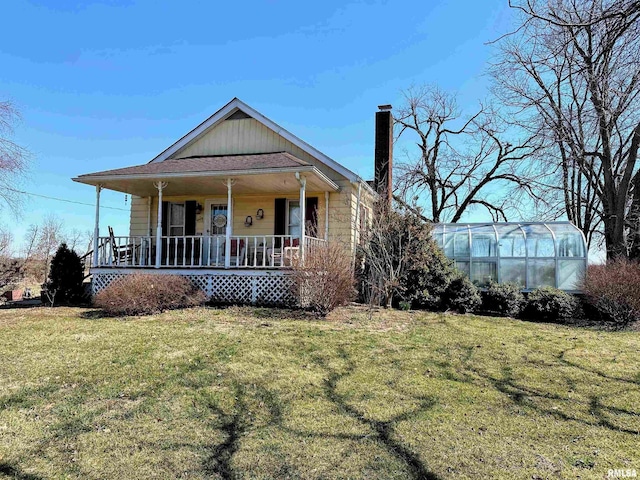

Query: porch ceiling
[72,167,339,196]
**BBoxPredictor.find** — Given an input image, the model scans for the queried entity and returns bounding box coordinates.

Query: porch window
[287,200,301,239]
[168,202,185,236]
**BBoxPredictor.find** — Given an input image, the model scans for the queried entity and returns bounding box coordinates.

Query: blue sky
[1,0,514,250]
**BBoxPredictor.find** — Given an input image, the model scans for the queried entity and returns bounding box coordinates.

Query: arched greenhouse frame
[432,222,588,292]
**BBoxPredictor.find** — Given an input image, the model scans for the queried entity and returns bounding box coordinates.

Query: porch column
[324,191,330,241]
[154,182,168,268]
[92,184,102,267]
[297,173,306,262]
[225,178,233,268]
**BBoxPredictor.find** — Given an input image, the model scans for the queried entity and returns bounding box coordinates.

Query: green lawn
[0,306,638,479]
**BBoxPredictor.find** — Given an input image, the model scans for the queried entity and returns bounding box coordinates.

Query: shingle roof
[78,152,310,177]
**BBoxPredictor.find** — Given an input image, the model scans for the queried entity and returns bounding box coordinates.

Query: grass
[0,305,638,479]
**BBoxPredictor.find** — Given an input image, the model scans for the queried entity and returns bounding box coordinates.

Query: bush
[94,274,206,316]
[358,203,456,309]
[582,258,640,329]
[443,274,481,313]
[291,241,356,316]
[482,282,524,318]
[525,286,579,322]
[46,243,84,305]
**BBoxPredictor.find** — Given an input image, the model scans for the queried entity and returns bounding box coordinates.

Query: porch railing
[305,236,327,251]
[95,234,326,268]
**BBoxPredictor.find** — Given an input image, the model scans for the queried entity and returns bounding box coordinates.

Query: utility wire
[6,187,130,212]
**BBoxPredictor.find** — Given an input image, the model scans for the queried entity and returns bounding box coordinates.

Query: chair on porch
[269,238,299,267]
[107,226,137,265]
[223,238,246,267]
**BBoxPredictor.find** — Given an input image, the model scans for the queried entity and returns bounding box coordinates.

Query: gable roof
[150,97,373,192]
[77,152,310,178]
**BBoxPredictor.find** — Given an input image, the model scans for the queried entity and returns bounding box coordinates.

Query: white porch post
[154,182,167,268]
[324,191,330,241]
[92,185,102,267]
[297,174,307,262]
[225,178,233,268]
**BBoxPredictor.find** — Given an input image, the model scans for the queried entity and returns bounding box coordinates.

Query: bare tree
[26,214,66,284]
[0,226,23,291]
[0,227,12,257]
[492,0,640,258]
[66,228,92,255]
[394,85,540,222]
[0,101,29,211]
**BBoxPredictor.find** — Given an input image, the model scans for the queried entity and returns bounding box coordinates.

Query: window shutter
[185,201,197,236]
[274,198,286,247]
[161,201,168,237]
[305,197,318,237]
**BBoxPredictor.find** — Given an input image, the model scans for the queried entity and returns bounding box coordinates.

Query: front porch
[73,153,343,303]
[96,234,326,269]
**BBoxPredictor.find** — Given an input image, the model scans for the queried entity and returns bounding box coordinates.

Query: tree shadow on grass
[557,349,640,386]
[195,346,442,479]
[78,309,108,319]
[202,383,249,480]
[0,463,44,480]
[470,365,640,436]
[308,347,442,480]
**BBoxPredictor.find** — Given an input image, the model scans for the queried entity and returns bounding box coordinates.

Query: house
[73,98,391,305]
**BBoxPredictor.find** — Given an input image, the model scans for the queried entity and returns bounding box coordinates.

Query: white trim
[147,98,368,187]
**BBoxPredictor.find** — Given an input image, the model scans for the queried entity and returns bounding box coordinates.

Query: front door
[204,200,228,265]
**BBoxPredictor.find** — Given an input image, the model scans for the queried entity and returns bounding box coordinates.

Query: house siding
[169,118,344,182]
[129,195,149,237]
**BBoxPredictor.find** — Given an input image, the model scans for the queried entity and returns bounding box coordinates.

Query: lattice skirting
[91,269,297,306]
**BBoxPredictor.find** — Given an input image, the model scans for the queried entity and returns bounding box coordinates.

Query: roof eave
[72,165,340,191]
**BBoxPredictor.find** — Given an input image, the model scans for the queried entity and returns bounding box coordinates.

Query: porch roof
[72,152,340,196]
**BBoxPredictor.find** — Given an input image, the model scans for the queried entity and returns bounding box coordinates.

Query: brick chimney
[374,104,393,204]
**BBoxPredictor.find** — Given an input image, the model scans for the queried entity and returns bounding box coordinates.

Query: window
[287,200,301,239]
[471,261,497,287]
[500,259,526,287]
[472,233,497,257]
[168,202,185,236]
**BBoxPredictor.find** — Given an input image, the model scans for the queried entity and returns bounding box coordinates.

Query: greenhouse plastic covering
[432,222,587,291]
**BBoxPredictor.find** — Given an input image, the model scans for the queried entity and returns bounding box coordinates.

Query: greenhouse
[432,222,587,292]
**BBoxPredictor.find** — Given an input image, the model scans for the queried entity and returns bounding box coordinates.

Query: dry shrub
[291,241,356,316]
[94,274,206,316]
[582,258,640,329]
